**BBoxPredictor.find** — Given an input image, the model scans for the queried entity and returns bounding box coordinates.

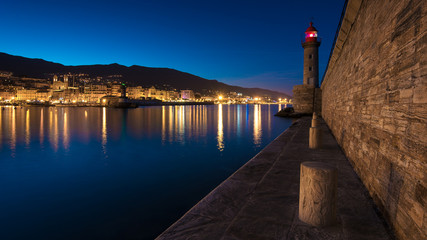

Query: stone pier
[156,117,394,239]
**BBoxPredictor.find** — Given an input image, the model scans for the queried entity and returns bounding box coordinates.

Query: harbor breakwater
[321,0,426,239]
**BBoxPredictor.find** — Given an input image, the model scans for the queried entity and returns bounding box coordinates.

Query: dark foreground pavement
[156,117,395,240]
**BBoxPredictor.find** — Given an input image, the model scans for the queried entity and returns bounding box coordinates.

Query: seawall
[321,0,426,239]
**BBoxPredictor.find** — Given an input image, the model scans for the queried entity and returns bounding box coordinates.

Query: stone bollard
[309,113,321,149]
[311,112,319,127]
[299,162,337,227]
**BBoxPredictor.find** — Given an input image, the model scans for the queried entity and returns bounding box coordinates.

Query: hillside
[0,52,290,99]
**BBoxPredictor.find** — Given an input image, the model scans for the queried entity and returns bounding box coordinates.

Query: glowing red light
[305,32,318,40]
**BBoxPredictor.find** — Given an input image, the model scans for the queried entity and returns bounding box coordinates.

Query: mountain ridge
[0,52,290,99]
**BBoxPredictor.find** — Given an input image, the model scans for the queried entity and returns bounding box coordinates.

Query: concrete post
[299,162,337,227]
[309,113,321,149]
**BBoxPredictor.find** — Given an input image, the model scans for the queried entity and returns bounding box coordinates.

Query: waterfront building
[111,84,122,97]
[157,90,169,100]
[52,81,68,90]
[168,90,179,100]
[202,96,214,101]
[51,88,80,103]
[83,84,108,103]
[68,88,81,102]
[146,86,157,99]
[35,89,52,101]
[51,90,66,102]
[180,89,195,100]
[127,86,144,99]
[0,91,15,101]
[16,89,37,100]
[51,75,69,90]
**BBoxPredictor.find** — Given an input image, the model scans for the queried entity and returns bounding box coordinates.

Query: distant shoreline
[0,101,214,108]
[0,102,289,108]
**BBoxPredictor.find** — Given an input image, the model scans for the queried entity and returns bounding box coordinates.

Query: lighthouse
[302,22,321,87]
[288,21,322,115]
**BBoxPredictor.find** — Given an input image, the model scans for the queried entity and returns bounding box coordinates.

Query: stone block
[399,88,413,100]
[408,120,427,144]
[414,183,426,207]
[413,84,427,103]
[405,194,425,228]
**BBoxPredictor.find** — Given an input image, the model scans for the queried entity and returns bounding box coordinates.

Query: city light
[0,73,288,105]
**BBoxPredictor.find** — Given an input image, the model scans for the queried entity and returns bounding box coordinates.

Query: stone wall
[292,85,322,115]
[321,0,426,239]
[293,85,314,114]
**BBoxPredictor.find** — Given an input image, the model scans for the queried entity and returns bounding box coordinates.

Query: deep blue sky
[0,0,344,95]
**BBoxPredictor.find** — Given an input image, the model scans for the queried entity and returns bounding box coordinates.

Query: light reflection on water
[217,104,224,151]
[0,104,292,240]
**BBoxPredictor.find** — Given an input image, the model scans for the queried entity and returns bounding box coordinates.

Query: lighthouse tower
[302,22,321,87]
[290,21,322,115]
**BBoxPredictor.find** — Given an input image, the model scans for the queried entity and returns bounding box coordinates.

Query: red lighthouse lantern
[304,22,318,42]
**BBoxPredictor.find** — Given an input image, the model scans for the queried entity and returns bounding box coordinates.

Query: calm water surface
[0,104,292,240]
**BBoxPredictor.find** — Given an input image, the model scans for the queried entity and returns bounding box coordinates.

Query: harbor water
[0,104,292,240]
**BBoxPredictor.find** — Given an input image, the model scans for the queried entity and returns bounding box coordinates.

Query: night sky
[1,0,345,95]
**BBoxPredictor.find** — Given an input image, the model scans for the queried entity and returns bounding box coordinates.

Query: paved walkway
[157,117,395,240]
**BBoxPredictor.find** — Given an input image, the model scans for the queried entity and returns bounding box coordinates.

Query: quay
[157,117,394,239]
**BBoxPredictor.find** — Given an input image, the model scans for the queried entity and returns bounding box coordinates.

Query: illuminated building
[16,89,38,100]
[168,91,179,100]
[156,90,169,100]
[52,81,68,90]
[0,91,16,101]
[84,84,108,103]
[111,84,122,96]
[146,86,157,99]
[180,90,195,100]
[127,86,144,99]
[36,90,52,101]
